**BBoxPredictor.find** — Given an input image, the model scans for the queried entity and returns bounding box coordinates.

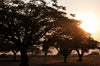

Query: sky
[57,0,100,42]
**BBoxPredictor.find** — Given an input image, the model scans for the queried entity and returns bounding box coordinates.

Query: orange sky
[58,0,100,42]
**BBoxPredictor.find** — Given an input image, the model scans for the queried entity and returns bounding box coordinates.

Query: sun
[80,17,96,34]
[76,12,97,34]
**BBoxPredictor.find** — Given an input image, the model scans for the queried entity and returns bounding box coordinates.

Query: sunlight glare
[76,13,97,34]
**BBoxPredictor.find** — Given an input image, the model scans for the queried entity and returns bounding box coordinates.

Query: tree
[54,35,73,63]
[47,18,91,63]
[76,49,86,62]
[0,0,68,66]
[43,19,78,63]
[40,34,58,63]
[76,36,99,62]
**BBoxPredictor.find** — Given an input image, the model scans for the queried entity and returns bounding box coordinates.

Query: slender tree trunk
[64,55,67,63]
[13,51,16,61]
[78,55,82,61]
[79,50,84,62]
[63,49,72,63]
[20,48,29,66]
[44,52,47,63]
[76,49,84,62]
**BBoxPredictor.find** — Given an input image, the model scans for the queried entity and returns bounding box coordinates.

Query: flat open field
[0,55,100,66]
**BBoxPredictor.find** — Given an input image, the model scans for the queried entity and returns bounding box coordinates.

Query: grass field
[0,55,100,66]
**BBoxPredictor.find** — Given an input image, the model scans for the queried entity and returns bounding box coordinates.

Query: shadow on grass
[0,60,20,62]
[40,62,98,66]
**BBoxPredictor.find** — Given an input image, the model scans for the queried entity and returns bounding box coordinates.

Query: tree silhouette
[46,18,94,63]
[0,0,68,66]
[54,34,72,63]
[76,36,99,62]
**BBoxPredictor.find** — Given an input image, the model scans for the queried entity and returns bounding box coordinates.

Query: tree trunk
[76,49,84,62]
[13,51,16,61]
[44,52,47,63]
[79,50,84,62]
[20,48,29,66]
[64,55,67,63]
[78,55,82,62]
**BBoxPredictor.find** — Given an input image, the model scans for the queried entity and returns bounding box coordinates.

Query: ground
[0,55,100,66]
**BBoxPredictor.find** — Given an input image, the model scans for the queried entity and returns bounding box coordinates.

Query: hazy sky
[57,0,100,41]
